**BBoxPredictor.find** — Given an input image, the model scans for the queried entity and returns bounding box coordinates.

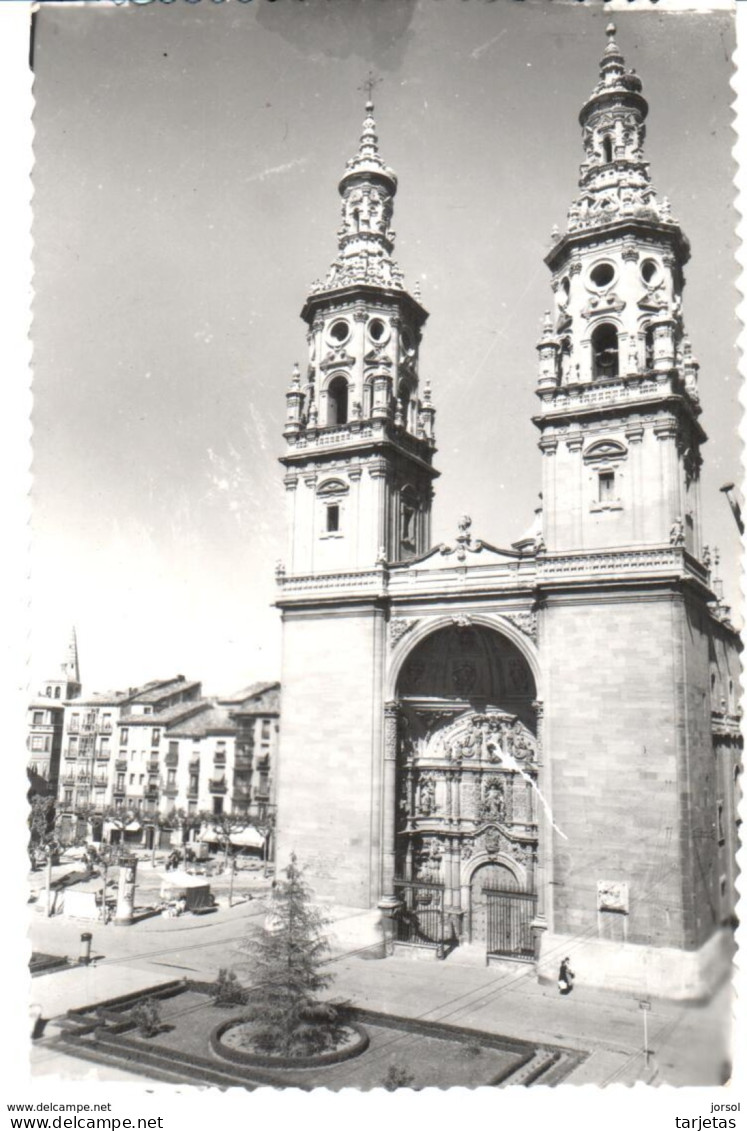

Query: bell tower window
[598,471,615,503]
[644,324,655,371]
[399,486,419,559]
[317,478,348,539]
[602,135,613,164]
[327,376,349,425]
[591,323,619,380]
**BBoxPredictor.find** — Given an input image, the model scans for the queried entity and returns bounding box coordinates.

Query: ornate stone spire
[309,101,407,296]
[565,22,676,236]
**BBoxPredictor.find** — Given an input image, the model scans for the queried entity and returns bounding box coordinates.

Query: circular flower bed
[210,1018,369,1070]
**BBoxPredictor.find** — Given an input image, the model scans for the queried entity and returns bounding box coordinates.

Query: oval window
[368,318,388,343]
[328,319,350,345]
[589,262,615,290]
[640,258,660,286]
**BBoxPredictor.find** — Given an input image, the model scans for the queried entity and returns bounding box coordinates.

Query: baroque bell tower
[535,23,705,557]
[275,101,439,914]
[280,100,438,575]
[535,27,728,998]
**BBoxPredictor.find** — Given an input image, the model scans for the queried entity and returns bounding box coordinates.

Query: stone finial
[551,224,561,243]
[413,280,422,301]
[291,362,301,388]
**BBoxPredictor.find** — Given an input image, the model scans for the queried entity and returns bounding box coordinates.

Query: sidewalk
[325,951,733,1086]
[28,897,734,1087]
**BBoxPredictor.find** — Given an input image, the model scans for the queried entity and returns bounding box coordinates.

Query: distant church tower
[39,626,81,702]
[276,102,438,909]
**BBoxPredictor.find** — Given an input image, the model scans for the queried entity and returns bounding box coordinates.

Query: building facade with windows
[54,675,279,848]
[274,27,741,1000]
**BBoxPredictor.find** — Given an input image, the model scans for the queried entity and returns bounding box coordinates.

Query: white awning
[198,824,265,848]
[229,827,265,849]
[103,819,142,833]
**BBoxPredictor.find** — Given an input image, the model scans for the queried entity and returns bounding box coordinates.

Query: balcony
[146,761,160,775]
[94,776,109,788]
[62,773,76,785]
[255,751,270,768]
[100,724,112,735]
[163,784,179,798]
[144,784,159,799]
[187,785,199,799]
[115,759,127,772]
[254,787,271,801]
[68,721,80,734]
[232,782,252,800]
[77,772,91,784]
[95,750,111,761]
[209,778,227,794]
[165,752,179,768]
[64,751,79,761]
[234,755,253,771]
[113,784,126,796]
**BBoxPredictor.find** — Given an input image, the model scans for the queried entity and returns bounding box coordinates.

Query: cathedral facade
[274,26,740,1000]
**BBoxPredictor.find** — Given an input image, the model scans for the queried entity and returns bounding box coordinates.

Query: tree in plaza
[253,806,276,866]
[144,809,176,865]
[205,810,249,865]
[239,854,346,1057]
[100,804,139,848]
[28,795,58,868]
[170,807,203,849]
[68,802,103,850]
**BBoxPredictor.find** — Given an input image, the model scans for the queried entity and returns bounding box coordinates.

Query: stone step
[80,1032,259,1090]
[54,1039,196,1087]
[504,1048,561,1086]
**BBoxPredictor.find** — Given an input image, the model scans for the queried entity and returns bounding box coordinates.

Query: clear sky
[30,0,739,695]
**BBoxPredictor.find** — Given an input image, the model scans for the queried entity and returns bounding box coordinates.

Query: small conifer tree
[240,854,345,1056]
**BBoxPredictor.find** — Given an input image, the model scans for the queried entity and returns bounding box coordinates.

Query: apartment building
[53,675,280,849]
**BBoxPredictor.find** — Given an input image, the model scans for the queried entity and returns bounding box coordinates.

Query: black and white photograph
[6,0,745,1113]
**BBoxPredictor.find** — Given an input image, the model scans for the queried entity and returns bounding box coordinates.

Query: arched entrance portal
[469,861,536,960]
[391,622,540,960]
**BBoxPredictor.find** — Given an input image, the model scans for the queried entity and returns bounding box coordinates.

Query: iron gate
[485,888,537,961]
[393,879,445,950]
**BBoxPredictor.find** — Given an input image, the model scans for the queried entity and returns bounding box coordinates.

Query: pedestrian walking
[558,956,574,995]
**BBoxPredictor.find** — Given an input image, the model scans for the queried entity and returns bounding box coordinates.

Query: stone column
[530,700,548,951]
[114,857,137,926]
[378,701,400,914]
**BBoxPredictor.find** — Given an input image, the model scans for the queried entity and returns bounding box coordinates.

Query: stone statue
[480,777,506,823]
[417,775,436,816]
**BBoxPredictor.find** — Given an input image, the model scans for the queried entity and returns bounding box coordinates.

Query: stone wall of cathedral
[542,592,697,951]
[274,606,386,908]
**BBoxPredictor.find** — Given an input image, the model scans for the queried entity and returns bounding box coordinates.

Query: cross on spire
[358,71,382,106]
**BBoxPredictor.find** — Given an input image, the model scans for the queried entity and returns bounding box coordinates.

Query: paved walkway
[28,895,734,1088]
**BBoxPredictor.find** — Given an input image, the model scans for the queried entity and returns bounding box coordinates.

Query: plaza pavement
[28,891,734,1088]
